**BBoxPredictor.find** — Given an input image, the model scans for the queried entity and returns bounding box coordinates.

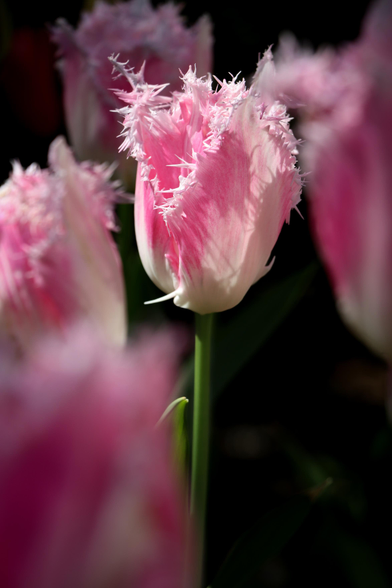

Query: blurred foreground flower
[273,0,392,361]
[0,325,190,588]
[0,137,126,352]
[111,52,302,314]
[52,0,213,187]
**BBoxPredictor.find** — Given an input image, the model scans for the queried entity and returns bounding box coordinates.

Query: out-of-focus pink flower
[0,137,126,351]
[52,0,213,187]
[273,0,392,361]
[0,325,191,588]
[111,50,302,314]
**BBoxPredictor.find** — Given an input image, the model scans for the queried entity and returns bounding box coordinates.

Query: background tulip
[0,136,126,351]
[52,0,213,187]
[0,325,190,588]
[273,0,392,362]
[111,51,302,314]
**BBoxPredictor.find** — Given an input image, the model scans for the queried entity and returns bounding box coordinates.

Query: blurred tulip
[52,0,213,187]
[0,325,190,588]
[111,51,302,314]
[273,0,392,361]
[0,137,126,351]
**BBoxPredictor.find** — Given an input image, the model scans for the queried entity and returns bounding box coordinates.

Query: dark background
[0,0,373,181]
[2,1,391,587]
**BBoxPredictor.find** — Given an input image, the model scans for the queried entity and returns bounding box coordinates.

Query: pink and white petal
[134,165,179,296]
[166,97,300,314]
[49,138,127,346]
[311,81,392,360]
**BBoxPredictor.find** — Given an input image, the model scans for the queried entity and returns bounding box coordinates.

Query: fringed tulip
[0,325,190,588]
[273,0,392,361]
[52,0,213,186]
[0,137,126,351]
[111,51,302,314]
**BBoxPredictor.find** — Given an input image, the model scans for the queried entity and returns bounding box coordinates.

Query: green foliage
[210,494,313,588]
[173,397,189,475]
[212,263,318,397]
[320,516,390,588]
[157,396,190,475]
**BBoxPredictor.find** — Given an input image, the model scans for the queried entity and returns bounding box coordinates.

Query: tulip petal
[52,0,214,185]
[0,137,127,351]
[114,53,302,313]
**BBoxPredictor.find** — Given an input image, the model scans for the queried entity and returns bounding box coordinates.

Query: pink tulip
[0,325,190,588]
[273,0,392,361]
[111,51,302,314]
[52,0,213,186]
[0,137,126,351]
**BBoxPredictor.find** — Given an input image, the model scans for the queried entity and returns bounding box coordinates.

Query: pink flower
[52,0,213,186]
[0,137,126,351]
[111,51,302,314]
[0,325,190,588]
[273,0,392,361]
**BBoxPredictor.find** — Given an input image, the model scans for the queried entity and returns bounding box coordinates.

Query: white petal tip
[144,289,179,305]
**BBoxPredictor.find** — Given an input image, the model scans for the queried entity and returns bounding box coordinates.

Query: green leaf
[210,494,312,588]
[212,263,318,398]
[172,397,189,474]
[157,396,189,426]
[157,394,189,474]
[279,431,367,521]
[323,517,390,588]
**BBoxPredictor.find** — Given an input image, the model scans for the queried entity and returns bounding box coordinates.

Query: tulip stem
[191,312,213,587]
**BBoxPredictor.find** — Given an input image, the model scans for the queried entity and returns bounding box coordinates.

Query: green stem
[191,312,214,587]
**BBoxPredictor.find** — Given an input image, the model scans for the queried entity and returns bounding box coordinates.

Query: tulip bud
[273,0,392,361]
[52,0,213,187]
[111,50,302,314]
[0,325,190,588]
[0,137,126,351]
